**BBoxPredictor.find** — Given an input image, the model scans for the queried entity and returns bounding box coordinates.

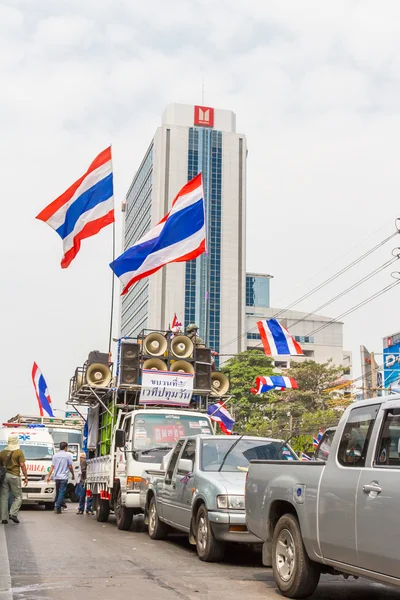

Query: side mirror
[178,458,193,473]
[115,429,126,449]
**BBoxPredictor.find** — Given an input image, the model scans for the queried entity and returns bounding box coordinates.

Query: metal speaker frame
[143,333,168,357]
[170,360,195,374]
[86,363,112,388]
[170,335,194,359]
[143,358,168,371]
[211,371,230,396]
[76,372,83,391]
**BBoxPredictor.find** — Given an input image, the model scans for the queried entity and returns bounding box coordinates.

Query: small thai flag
[301,453,312,461]
[207,402,235,435]
[180,472,193,484]
[36,147,114,268]
[257,319,304,356]
[251,375,298,394]
[31,363,54,417]
[313,429,324,448]
[171,314,182,331]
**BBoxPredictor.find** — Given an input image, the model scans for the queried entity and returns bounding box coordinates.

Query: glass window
[315,428,336,461]
[337,405,379,467]
[201,438,297,472]
[0,443,53,460]
[178,439,196,473]
[166,440,184,481]
[375,409,400,467]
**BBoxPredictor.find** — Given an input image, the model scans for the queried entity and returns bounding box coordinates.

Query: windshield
[201,438,297,472]
[133,414,212,459]
[50,430,82,446]
[0,443,53,460]
[67,444,79,462]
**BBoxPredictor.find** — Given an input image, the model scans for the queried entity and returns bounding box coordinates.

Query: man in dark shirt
[0,434,28,524]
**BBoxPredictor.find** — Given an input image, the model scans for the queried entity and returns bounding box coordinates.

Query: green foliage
[222,353,349,450]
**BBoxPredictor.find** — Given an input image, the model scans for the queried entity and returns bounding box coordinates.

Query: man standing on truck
[46,442,75,514]
[186,324,218,368]
[0,434,28,524]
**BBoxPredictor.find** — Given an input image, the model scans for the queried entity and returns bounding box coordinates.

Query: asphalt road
[0,505,399,600]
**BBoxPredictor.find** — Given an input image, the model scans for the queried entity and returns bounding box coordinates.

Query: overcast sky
[1,0,400,418]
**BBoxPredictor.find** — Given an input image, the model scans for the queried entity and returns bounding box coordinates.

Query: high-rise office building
[121,103,247,358]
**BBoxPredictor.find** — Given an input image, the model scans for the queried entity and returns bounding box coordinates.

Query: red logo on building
[194,105,214,127]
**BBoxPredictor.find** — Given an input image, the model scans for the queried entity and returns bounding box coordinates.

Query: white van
[0,424,56,509]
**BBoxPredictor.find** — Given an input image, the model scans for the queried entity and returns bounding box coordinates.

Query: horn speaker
[211,372,230,396]
[120,341,140,385]
[143,333,168,357]
[170,360,195,374]
[171,335,194,359]
[143,358,168,371]
[86,363,112,387]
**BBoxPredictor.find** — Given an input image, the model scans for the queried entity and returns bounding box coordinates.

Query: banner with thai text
[139,369,194,406]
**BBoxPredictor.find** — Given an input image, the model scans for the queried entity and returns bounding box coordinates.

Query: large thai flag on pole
[36,147,114,268]
[251,375,298,394]
[207,401,235,435]
[110,174,206,295]
[257,318,304,356]
[31,363,54,417]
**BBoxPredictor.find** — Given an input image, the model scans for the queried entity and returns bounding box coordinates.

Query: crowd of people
[0,433,92,524]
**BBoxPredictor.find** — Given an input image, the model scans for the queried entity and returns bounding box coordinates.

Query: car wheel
[272,514,320,599]
[195,504,225,562]
[148,496,168,540]
[115,488,134,531]
[95,497,110,523]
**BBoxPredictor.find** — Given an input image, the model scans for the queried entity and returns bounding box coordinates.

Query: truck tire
[45,502,55,511]
[115,488,134,531]
[272,514,320,599]
[96,497,110,523]
[195,505,225,563]
[148,496,168,540]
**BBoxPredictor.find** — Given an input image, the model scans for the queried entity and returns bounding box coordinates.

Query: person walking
[0,433,29,524]
[47,442,74,514]
[76,453,93,515]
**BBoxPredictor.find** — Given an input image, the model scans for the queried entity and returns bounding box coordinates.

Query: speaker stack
[119,341,141,385]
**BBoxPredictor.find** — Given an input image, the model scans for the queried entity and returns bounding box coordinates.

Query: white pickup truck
[87,407,214,530]
[246,396,400,598]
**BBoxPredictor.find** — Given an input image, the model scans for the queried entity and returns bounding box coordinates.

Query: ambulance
[0,423,56,509]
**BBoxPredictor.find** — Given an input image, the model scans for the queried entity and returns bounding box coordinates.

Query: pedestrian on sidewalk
[47,442,75,514]
[0,434,29,524]
[76,453,93,515]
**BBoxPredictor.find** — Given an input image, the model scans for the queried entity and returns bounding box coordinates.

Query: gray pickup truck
[140,434,298,562]
[246,396,400,598]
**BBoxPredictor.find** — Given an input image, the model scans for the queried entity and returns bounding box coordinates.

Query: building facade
[246,306,352,375]
[121,103,247,358]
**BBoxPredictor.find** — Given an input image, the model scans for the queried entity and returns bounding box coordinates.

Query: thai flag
[207,402,235,435]
[31,363,54,417]
[257,319,304,356]
[171,314,182,331]
[313,429,324,448]
[301,453,312,461]
[36,147,114,268]
[111,174,206,295]
[251,375,298,394]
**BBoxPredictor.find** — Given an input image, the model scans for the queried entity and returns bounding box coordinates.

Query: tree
[283,360,347,411]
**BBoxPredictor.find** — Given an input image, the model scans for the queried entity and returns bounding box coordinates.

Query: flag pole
[108,213,116,355]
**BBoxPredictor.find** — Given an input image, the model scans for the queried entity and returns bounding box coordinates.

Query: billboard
[383,332,400,393]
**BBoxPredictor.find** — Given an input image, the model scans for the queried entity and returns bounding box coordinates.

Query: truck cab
[0,424,56,509]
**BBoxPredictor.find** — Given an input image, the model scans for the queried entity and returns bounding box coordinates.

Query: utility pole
[371,352,377,397]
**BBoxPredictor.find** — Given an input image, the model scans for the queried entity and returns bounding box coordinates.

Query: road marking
[0,526,12,599]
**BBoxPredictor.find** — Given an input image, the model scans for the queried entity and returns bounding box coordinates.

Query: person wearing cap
[186,324,219,368]
[0,434,28,524]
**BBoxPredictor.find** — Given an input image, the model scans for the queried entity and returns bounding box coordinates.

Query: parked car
[140,434,298,562]
[245,396,400,598]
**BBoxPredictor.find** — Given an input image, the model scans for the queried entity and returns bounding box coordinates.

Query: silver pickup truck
[140,434,298,562]
[246,396,400,598]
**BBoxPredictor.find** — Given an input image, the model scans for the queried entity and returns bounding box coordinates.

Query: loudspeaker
[143,358,168,371]
[170,360,195,374]
[86,363,112,387]
[88,351,109,366]
[171,335,194,359]
[195,347,212,364]
[195,363,212,391]
[211,372,230,396]
[143,333,168,357]
[120,341,140,385]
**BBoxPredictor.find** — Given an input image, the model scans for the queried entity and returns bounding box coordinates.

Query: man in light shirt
[47,442,75,514]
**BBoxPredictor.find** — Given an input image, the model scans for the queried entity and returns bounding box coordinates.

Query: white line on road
[0,526,12,600]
